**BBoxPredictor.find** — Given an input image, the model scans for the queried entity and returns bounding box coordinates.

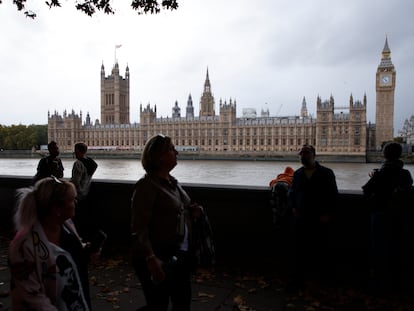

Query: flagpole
[114,44,122,64]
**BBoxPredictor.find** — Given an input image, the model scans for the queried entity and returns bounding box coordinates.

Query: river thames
[1,157,414,191]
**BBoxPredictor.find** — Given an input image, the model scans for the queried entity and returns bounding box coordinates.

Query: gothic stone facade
[48,40,395,155]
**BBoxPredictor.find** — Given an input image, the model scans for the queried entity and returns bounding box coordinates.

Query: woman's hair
[141,134,172,174]
[14,177,76,231]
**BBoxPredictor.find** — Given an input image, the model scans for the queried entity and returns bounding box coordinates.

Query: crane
[276,103,283,116]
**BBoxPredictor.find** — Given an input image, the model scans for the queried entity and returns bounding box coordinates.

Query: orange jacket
[269,166,294,188]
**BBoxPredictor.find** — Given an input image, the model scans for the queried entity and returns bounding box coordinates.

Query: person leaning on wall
[70,142,98,242]
[268,166,295,231]
[33,141,64,184]
[288,144,338,291]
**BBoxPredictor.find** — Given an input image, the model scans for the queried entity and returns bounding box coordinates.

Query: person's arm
[9,236,58,310]
[33,158,47,182]
[362,173,378,197]
[288,172,298,217]
[55,158,64,178]
[71,160,90,199]
[320,168,338,221]
[71,161,82,187]
[131,179,165,283]
[131,180,155,255]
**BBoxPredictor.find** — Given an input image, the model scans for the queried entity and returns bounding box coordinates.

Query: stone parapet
[1,176,412,283]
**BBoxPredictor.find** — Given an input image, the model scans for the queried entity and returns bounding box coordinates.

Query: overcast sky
[1,0,413,135]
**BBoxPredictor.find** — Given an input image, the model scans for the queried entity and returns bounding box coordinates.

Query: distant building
[48,39,396,156]
[399,115,414,145]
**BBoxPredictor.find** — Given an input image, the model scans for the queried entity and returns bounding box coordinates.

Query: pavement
[1,233,414,311]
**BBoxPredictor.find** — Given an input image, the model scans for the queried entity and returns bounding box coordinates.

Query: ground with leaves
[1,234,414,310]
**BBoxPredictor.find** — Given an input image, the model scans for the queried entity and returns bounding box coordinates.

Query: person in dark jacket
[70,142,99,243]
[362,142,413,294]
[33,141,64,184]
[288,144,338,290]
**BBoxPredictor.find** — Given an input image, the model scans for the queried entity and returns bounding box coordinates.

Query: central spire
[382,35,391,58]
[204,67,211,91]
[200,67,215,117]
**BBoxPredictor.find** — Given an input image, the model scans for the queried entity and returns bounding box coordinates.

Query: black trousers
[290,218,334,286]
[132,251,192,311]
[74,197,98,242]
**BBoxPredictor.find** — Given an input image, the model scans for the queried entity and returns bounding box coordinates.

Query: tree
[3,0,179,19]
[0,124,47,150]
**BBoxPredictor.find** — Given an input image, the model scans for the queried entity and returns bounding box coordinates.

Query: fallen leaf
[248,288,257,294]
[233,294,244,305]
[198,291,214,298]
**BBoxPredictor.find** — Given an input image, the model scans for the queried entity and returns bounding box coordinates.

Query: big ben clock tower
[375,37,396,150]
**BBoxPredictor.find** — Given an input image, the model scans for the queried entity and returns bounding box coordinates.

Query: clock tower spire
[375,36,396,150]
[199,67,215,117]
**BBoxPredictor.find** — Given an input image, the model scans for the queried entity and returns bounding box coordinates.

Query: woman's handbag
[191,210,215,268]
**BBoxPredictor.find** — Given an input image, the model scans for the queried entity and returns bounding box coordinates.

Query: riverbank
[1,149,413,163]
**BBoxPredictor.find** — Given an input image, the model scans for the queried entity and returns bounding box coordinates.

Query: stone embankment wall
[3,176,403,281]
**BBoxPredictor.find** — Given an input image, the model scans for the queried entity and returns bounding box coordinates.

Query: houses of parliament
[48,39,396,157]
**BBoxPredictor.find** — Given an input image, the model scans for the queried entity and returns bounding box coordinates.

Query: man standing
[71,142,98,240]
[362,142,413,293]
[288,144,338,289]
[33,141,64,184]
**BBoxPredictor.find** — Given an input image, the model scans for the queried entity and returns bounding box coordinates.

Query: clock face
[381,75,390,85]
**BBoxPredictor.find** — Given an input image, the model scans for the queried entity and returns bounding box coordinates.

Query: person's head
[299,144,316,168]
[141,134,178,174]
[74,142,88,160]
[284,166,295,176]
[48,141,60,157]
[383,142,402,161]
[14,177,77,231]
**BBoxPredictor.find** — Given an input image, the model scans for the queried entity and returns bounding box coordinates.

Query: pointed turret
[301,97,308,118]
[172,100,181,118]
[382,36,391,58]
[186,94,194,119]
[379,36,394,69]
[204,68,211,93]
[199,67,215,117]
[85,112,91,126]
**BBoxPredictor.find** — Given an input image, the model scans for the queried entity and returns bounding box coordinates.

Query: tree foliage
[3,0,179,19]
[0,124,48,150]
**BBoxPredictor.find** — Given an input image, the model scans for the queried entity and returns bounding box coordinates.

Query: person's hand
[189,202,204,220]
[369,168,379,178]
[320,214,331,224]
[147,256,165,284]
